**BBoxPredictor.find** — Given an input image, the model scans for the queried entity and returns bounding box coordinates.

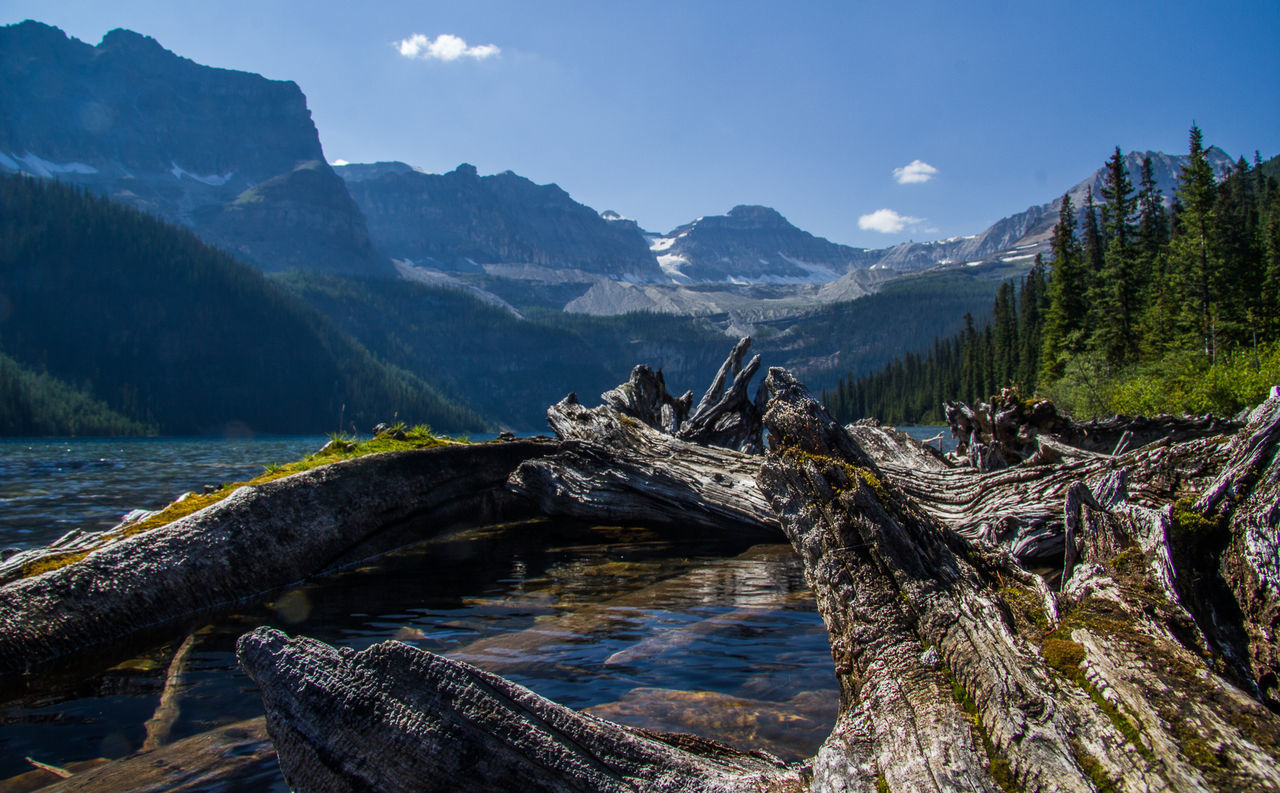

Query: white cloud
[892,159,939,184]
[397,33,501,62]
[331,159,349,166]
[858,208,923,234]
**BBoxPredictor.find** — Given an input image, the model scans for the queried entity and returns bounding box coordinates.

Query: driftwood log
[236,627,806,793]
[947,388,1242,472]
[0,440,551,679]
[508,392,779,537]
[239,366,1280,792]
[602,336,766,454]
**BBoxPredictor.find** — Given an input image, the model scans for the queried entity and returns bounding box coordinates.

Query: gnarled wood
[509,394,779,537]
[946,390,1241,473]
[760,367,1280,792]
[236,627,806,793]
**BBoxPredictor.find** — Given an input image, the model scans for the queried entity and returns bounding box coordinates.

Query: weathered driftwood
[27,719,276,793]
[236,627,806,793]
[236,367,1280,792]
[857,424,1233,565]
[759,367,1280,792]
[1198,395,1280,705]
[601,364,693,436]
[676,336,767,454]
[508,393,779,537]
[946,389,1241,473]
[0,440,551,678]
[600,336,766,454]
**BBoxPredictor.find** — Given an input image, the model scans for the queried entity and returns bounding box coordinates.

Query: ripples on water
[0,437,326,549]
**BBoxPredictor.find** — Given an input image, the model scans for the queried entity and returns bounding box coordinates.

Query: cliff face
[0,21,389,276]
[340,162,664,280]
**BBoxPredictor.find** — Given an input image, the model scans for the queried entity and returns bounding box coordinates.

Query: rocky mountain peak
[0,21,389,276]
[724,204,789,227]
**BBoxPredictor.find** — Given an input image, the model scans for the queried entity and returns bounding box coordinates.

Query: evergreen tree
[1081,186,1105,280]
[1092,147,1140,365]
[1137,155,1169,261]
[1168,123,1221,359]
[1016,254,1048,391]
[1041,194,1086,379]
[992,282,1017,390]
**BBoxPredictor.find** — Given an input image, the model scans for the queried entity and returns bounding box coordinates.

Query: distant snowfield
[1,150,98,177]
[169,161,234,186]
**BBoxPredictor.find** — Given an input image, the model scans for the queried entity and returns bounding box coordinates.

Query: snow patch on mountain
[2,151,99,177]
[169,162,234,186]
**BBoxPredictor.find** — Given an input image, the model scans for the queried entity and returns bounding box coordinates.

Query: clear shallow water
[0,437,839,788]
[0,524,834,787]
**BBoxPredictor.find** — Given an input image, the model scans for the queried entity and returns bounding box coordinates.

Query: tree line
[825,127,1280,424]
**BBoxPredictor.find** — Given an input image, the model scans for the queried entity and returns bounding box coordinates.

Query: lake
[0,432,889,788]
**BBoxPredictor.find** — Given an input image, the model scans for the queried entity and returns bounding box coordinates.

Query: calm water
[0,437,840,788]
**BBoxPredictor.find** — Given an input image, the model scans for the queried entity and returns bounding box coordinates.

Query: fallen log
[854,421,1232,566]
[236,627,806,793]
[235,367,1280,792]
[509,393,779,537]
[946,389,1242,472]
[0,440,552,679]
[759,367,1280,792]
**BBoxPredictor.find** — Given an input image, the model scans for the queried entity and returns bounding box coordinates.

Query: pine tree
[1092,147,1140,365]
[1137,155,1169,262]
[992,281,1018,390]
[1017,254,1048,391]
[1169,123,1221,359]
[1041,194,1086,380]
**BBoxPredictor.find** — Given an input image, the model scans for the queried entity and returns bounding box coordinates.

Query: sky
[3,0,1278,248]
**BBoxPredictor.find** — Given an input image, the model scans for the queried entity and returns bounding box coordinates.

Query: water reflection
[0,520,836,788]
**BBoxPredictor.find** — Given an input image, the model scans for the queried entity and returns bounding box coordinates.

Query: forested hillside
[0,174,484,435]
[826,127,1280,423]
[274,271,735,429]
[0,350,154,436]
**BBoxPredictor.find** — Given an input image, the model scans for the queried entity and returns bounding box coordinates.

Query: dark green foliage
[0,350,154,436]
[1041,194,1087,380]
[0,174,484,435]
[1092,147,1140,366]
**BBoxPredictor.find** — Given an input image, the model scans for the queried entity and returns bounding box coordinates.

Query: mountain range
[0,19,1247,430]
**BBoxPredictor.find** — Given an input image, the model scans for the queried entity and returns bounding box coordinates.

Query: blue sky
[4,1,1278,247]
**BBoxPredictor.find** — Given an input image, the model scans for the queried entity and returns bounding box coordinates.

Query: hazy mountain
[338,162,663,281]
[0,20,389,276]
[646,205,879,283]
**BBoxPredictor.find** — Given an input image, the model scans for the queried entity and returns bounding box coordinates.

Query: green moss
[999,584,1051,633]
[1170,497,1222,544]
[22,426,459,578]
[875,776,891,793]
[1069,738,1121,793]
[942,667,1018,792]
[1041,638,1086,674]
